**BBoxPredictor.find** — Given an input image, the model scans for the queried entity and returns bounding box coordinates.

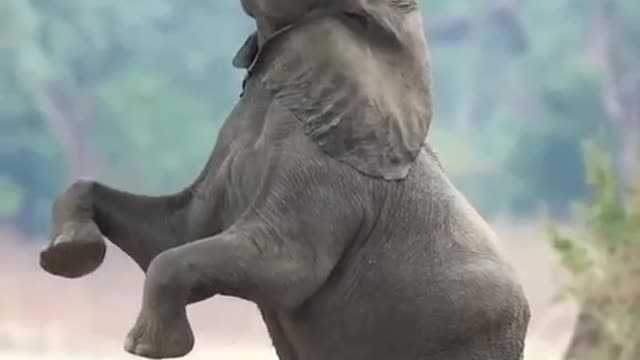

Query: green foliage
[548,225,592,275]
[549,140,640,359]
[421,0,628,218]
[97,68,221,192]
[0,0,248,234]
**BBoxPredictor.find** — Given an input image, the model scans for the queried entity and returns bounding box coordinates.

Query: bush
[548,139,640,360]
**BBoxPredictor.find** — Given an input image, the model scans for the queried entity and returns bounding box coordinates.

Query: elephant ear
[233,32,259,69]
[252,5,432,180]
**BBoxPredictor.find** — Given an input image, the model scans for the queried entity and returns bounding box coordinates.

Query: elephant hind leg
[430,340,525,360]
[431,308,529,360]
[260,308,299,360]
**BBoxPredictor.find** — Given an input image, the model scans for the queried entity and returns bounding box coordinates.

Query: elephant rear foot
[39,221,106,278]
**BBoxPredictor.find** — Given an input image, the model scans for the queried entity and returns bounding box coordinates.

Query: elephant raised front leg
[123,173,359,358]
[40,180,194,278]
[123,221,312,358]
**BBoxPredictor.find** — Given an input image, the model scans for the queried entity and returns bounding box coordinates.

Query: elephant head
[236,0,433,180]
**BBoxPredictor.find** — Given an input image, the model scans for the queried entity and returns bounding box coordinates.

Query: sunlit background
[1,0,639,359]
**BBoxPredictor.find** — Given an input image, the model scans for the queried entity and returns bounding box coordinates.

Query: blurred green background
[0,0,638,236]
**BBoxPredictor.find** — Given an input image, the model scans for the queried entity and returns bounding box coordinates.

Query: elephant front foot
[39,221,106,278]
[124,305,194,359]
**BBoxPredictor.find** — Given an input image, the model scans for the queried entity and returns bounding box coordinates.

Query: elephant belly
[271,204,528,360]
[275,252,527,360]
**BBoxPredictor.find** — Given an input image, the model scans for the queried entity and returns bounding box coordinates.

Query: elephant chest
[186,147,268,238]
[211,83,307,229]
[222,147,269,215]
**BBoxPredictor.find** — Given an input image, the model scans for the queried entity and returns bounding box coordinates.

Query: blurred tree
[549,139,640,360]
[0,0,249,234]
[421,0,639,218]
[0,0,639,235]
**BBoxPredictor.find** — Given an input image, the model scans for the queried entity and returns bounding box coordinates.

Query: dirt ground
[0,220,579,360]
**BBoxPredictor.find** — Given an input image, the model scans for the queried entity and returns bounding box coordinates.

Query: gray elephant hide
[234,6,432,180]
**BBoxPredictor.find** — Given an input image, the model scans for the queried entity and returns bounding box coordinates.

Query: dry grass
[0,220,578,359]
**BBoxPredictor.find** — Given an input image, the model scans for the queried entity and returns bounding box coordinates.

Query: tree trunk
[563,309,619,360]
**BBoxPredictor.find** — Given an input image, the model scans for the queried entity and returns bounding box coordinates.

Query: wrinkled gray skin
[39,0,530,359]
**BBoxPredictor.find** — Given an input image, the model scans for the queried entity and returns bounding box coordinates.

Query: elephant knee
[145,250,191,298]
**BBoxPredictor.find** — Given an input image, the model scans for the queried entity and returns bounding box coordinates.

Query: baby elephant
[39,0,530,359]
